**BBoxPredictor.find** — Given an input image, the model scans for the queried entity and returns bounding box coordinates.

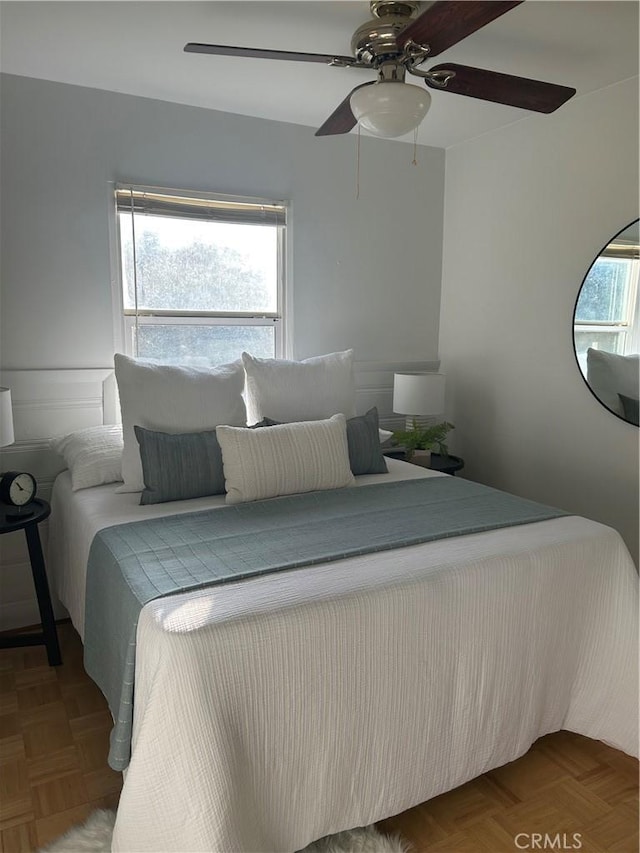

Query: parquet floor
[0,622,638,853]
[0,623,121,852]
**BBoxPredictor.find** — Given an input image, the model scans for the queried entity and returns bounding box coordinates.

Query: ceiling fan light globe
[350,81,431,138]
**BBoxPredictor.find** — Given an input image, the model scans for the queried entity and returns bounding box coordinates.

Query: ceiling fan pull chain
[412,127,418,166]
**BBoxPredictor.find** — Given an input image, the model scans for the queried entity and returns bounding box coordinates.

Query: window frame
[573,242,640,361]
[112,183,288,362]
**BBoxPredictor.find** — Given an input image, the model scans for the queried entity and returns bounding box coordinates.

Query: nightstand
[0,498,62,666]
[427,453,465,476]
[383,447,465,476]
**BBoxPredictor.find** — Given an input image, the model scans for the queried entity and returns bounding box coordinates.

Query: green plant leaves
[392,421,454,456]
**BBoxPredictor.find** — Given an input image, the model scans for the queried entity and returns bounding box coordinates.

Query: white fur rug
[39,809,408,853]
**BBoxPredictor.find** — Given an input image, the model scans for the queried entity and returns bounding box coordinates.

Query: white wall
[0,73,445,370]
[0,73,445,629]
[440,76,639,564]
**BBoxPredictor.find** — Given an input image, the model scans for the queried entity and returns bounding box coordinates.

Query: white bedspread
[47,462,639,853]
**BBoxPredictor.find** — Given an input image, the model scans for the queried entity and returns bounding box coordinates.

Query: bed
[45,352,638,853]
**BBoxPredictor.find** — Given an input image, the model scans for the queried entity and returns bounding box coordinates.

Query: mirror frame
[572,218,639,426]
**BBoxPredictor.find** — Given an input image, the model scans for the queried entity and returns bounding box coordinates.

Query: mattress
[46,460,639,852]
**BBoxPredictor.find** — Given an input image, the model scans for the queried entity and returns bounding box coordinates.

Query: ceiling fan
[184,1,576,139]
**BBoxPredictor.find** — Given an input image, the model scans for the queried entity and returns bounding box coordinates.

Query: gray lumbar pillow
[618,393,639,426]
[255,407,388,476]
[345,407,389,475]
[134,425,226,505]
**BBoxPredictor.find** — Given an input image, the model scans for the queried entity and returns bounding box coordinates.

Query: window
[115,185,287,365]
[574,238,640,372]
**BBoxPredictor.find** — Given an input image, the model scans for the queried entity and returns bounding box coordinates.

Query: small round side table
[383,447,465,476]
[0,498,62,666]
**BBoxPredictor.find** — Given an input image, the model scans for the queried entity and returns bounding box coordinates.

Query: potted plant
[391,420,454,466]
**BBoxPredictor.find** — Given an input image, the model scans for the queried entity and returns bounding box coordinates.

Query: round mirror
[573,220,639,426]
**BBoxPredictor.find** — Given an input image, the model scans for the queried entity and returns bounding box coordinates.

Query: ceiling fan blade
[184,43,360,66]
[315,82,375,137]
[426,63,576,113]
[397,1,524,58]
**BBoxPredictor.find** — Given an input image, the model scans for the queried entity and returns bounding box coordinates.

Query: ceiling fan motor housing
[351,1,422,65]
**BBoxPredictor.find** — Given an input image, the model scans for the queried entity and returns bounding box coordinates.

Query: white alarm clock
[0,471,37,508]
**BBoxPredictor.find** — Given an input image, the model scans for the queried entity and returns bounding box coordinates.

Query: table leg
[24,524,62,666]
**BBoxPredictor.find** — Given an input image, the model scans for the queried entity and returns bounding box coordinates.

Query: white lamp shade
[0,387,15,447]
[350,82,431,139]
[393,372,445,416]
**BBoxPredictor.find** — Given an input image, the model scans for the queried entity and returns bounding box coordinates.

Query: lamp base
[405,415,437,430]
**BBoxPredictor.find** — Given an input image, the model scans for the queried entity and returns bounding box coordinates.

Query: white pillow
[242,349,356,425]
[216,414,355,505]
[586,348,640,415]
[50,425,123,491]
[114,354,246,492]
[378,428,394,444]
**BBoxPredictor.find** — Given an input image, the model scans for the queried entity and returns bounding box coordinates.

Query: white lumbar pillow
[242,349,356,425]
[114,354,246,492]
[216,414,355,505]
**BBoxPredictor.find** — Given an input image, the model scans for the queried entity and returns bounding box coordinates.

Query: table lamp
[393,372,445,430]
[0,388,14,449]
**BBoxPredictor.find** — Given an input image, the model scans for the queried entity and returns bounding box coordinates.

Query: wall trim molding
[3,439,50,453]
